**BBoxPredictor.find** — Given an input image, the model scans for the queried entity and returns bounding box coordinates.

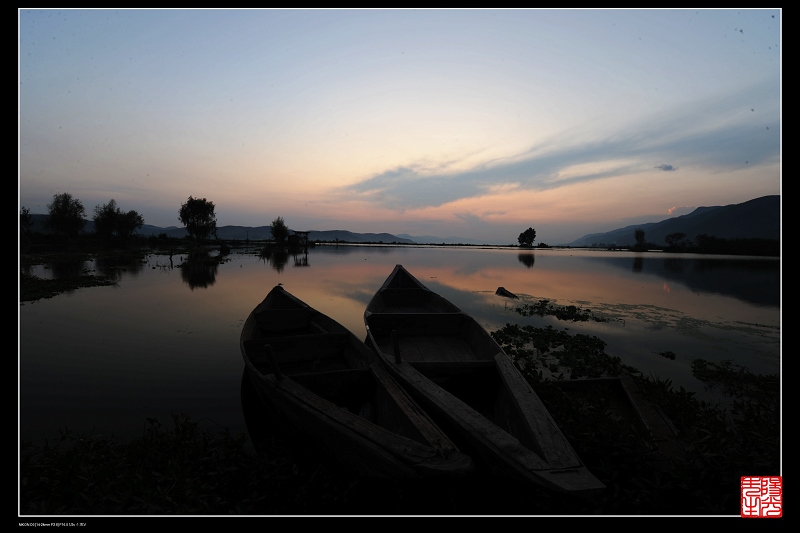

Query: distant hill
[394,234,488,245]
[23,195,779,247]
[24,217,414,244]
[566,195,780,247]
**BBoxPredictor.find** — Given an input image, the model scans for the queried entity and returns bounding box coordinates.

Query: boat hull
[364,265,605,494]
[241,285,473,479]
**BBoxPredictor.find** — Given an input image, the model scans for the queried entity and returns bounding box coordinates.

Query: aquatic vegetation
[19,272,116,303]
[19,414,345,515]
[488,301,780,515]
[491,323,632,380]
[514,300,610,322]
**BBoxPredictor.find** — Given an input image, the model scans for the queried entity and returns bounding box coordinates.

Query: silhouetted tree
[665,232,688,249]
[270,216,289,244]
[117,209,145,240]
[20,206,32,237]
[634,228,646,250]
[93,200,118,238]
[179,196,217,242]
[93,199,145,240]
[518,227,536,247]
[46,192,86,237]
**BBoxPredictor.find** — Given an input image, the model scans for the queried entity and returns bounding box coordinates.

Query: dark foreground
[19,246,780,516]
[20,356,779,516]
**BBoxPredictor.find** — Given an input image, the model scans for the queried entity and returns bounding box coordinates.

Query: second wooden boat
[363,265,606,494]
[551,374,686,466]
[241,284,473,479]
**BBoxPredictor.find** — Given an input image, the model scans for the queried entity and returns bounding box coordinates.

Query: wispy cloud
[340,79,779,211]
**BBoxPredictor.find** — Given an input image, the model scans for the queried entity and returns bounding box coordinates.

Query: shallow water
[19,245,780,447]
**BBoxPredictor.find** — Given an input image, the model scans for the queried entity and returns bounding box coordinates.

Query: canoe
[240,284,473,479]
[551,374,686,466]
[363,265,606,494]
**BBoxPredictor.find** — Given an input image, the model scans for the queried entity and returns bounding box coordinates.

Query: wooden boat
[240,284,473,479]
[363,265,606,494]
[551,374,686,466]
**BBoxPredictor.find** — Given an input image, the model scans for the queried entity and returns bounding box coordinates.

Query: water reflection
[293,251,310,267]
[591,255,780,307]
[179,250,218,289]
[259,247,289,272]
[518,253,535,268]
[20,246,780,450]
[50,259,87,278]
[94,254,145,282]
[663,258,684,273]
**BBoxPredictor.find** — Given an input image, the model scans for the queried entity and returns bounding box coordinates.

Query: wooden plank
[493,353,582,469]
[366,312,465,337]
[244,334,354,374]
[618,373,686,463]
[394,360,604,492]
[245,332,349,351]
[410,360,496,377]
[255,308,313,332]
[264,374,470,477]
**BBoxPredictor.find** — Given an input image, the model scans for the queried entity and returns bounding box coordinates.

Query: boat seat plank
[244,333,358,374]
[372,288,461,313]
[246,332,350,350]
[255,308,316,332]
[409,360,496,378]
[366,312,465,337]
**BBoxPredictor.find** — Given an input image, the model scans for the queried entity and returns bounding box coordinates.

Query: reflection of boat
[363,265,605,494]
[240,285,473,479]
[551,374,685,465]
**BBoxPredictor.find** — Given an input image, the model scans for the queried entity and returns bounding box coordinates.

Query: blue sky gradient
[19,9,781,244]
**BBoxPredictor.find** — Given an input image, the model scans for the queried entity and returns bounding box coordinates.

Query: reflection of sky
[20,246,779,447]
[19,9,781,245]
[582,254,780,307]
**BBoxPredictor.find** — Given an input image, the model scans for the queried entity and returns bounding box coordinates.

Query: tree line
[20,193,144,242]
[630,228,778,256]
[20,193,291,246]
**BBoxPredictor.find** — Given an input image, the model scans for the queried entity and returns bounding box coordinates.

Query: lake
[19,244,781,449]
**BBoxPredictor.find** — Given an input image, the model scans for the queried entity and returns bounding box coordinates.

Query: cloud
[339,78,779,212]
[453,212,484,224]
[667,205,695,216]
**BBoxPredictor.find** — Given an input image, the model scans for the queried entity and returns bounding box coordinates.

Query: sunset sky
[19,9,781,244]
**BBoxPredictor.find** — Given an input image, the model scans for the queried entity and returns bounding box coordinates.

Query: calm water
[19,245,781,447]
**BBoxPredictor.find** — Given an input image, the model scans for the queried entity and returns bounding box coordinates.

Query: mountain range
[565,195,780,247]
[24,195,779,247]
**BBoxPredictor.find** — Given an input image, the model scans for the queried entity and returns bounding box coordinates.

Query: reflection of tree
[179,251,218,289]
[293,252,309,267]
[518,253,535,268]
[260,247,289,273]
[94,254,145,282]
[632,257,643,273]
[50,260,87,278]
[663,258,684,273]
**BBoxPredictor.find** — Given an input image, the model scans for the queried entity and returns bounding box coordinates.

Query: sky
[18,8,781,245]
